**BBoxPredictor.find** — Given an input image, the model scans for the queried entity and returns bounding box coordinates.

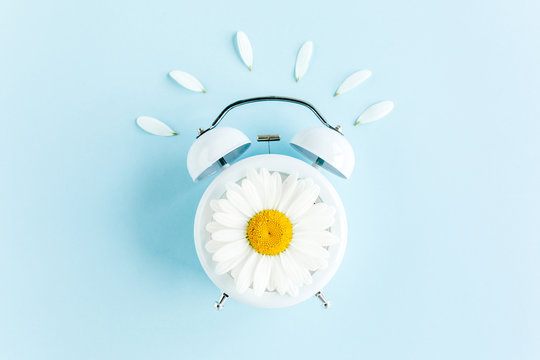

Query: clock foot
[214,293,229,310]
[315,291,331,308]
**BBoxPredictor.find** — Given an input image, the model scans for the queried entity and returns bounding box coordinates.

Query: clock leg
[214,292,229,310]
[314,291,331,309]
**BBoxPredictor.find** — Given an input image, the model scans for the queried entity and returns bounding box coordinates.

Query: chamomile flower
[205,168,337,296]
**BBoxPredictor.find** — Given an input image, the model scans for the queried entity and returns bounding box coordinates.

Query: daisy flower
[205,168,338,296]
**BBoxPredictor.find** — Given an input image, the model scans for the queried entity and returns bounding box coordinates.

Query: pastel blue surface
[1,0,539,359]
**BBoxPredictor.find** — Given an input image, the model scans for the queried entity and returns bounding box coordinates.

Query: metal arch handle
[196,96,342,138]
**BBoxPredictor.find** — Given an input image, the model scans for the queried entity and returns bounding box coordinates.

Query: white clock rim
[193,154,348,308]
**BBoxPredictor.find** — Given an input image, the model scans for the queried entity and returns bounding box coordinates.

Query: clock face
[194,154,348,308]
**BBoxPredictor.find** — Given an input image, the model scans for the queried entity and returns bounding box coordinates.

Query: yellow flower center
[246,209,293,256]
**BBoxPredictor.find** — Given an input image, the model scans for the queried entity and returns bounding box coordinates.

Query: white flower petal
[236,252,259,293]
[236,31,253,71]
[354,101,394,125]
[258,168,270,209]
[205,240,225,253]
[261,168,271,209]
[247,168,263,187]
[295,179,306,193]
[259,168,270,178]
[268,172,282,210]
[246,169,265,206]
[287,246,325,271]
[226,186,255,218]
[252,256,272,296]
[293,214,334,232]
[210,199,221,213]
[212,240,249,262]
[136,116,178,136]
[295,41,313,82]
[286,281,300,297]
[277,173,298,212]
[282,251,312,287]
[305,202,335,218]
[293,230,339,246]
[213,212,247,229]
[270,259,288,295]
[280,252,302,285]
[267,278,276,292]
[215,245,250,275]
[278,264,298,296]
[241,178,263,213]
[290,240,330,261]
[266,259,277,292]
[169,70,206,93]
[285,179,306,212]
[230,250,252,279]
[226,182,243,193]
[205,221,226,233]
[286,183,320,222]
[211,229,246,242]
[218,199,248,220]
[334,70,372,97]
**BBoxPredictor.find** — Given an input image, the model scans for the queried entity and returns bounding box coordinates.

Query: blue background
[1,0,539,359]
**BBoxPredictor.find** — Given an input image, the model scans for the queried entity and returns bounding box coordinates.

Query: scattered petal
[169,70,206,93]
[136,116,178,136]
[334,70,372,96]
[354,101,394,125]
[236,31,253,71]
[295,41,313,82]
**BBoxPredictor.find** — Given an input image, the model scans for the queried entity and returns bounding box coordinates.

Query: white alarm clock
[187,96,355,309]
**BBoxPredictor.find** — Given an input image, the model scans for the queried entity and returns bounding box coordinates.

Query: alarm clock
[187,96,355,309]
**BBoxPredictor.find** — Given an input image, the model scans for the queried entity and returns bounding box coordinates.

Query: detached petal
[236,31,253,70]
[169,70,206,93]
[334,70,372,97]
[295,41,313,82]
[354,101,394,125]
[136,116,178,136]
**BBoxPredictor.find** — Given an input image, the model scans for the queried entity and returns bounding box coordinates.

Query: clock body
[193,154,348,308]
